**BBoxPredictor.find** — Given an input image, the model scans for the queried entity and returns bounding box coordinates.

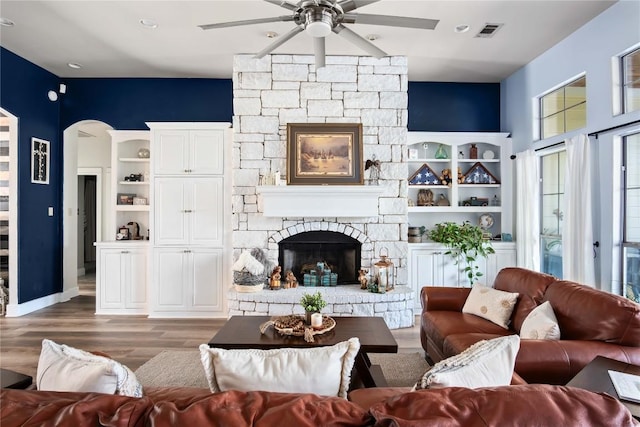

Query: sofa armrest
[420,287,471,312]
[516,340,640,385]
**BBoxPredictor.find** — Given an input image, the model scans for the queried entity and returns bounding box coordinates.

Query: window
[540,150,566,278]
[622,48,640,114]
[623,132,640,302]
[539,76,586,140]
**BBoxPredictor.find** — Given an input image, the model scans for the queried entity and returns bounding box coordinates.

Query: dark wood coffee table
[1,368,33,389]
[566,356,640,419]
[208,315,398,388]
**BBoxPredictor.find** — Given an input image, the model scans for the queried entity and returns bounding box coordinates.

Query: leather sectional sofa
[421,267,640,384]
[2,384,637,426]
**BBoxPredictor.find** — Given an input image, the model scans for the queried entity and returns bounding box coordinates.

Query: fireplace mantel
[256,185,384,217]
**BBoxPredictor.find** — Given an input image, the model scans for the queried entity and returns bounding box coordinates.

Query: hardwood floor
[0,276,423,380]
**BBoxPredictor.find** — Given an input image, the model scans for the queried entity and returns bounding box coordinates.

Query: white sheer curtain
[562,134,595,286]
[516,149,540,270]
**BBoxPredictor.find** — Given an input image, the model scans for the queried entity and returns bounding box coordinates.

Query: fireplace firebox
[278,231,361,285]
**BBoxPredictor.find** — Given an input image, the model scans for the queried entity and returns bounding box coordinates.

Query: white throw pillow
[462,284,519,329]
[37,339,143,397]
[413,335,520,390]
[199,337,360,398]
[520,301,561,340]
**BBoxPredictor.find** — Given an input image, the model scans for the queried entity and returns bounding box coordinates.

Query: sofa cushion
[37,339,143,397]
[462,284,519,329]
[520,301,561,340]
[199,338,360,398]
[413,335,520,390]
[369,385,637,427]
[493,267,557,332]
[545,281,640,346]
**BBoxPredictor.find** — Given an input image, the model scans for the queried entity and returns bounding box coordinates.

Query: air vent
[475,23,503,38]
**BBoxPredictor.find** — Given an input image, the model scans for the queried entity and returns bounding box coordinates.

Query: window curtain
[516,149,540,270]
[562,134,595,286]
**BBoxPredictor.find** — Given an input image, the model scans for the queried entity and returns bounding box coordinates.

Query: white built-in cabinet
[406,132,517,308]
[147,122,231,318]
[96,242,148,314]
[95,130,151,315]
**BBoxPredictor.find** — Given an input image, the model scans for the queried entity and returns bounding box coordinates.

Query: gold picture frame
[286,123,363,185]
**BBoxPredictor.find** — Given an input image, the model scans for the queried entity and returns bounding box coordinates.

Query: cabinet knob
[184,169,189,173]
[183,249,191,253]
[184,209,192,213]
[121,250,130,254]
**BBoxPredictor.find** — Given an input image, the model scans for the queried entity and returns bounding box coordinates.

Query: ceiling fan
[199,0,439,68]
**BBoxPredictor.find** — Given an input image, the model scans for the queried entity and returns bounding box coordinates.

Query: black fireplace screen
[278,231,361,285]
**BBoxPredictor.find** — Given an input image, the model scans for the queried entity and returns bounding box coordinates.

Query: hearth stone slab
[227,285,414,329]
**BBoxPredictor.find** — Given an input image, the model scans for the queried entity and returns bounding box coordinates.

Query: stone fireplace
[228,54,412,328]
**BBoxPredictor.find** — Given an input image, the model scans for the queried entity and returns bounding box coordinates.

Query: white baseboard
[5,288,80,317]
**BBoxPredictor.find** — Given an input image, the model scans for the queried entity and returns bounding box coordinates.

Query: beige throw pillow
[462,284,519,329]
[199,338,360,398]
[37,339,143,397]
[520,301,561,340]
[413,335,520,390]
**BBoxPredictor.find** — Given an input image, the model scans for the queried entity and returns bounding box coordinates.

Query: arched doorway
[62,120,113,300]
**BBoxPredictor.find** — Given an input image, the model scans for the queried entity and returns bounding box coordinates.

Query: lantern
[373,248,395,293]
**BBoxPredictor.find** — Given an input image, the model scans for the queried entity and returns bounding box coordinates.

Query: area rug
[134,350,430,389]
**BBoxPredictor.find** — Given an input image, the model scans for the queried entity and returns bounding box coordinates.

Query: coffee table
[1,368,33,389]
[208,315,398,388]
[566,356,640,420]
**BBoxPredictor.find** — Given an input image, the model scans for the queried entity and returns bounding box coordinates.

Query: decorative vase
[469,144,478,159]
[434,144,448,159]
[305,310,316,325]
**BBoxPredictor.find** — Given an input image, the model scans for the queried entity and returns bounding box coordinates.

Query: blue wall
[1,46,500,306]
[0,47,62,303]
[61,78,233,130]
[408,82,500,131]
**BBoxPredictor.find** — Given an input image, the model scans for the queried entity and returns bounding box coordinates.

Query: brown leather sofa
[2,384,637,426]
[421,267,640,384]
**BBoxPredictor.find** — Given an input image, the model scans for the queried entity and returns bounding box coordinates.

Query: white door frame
[77,167,103,244]
[0,108,18,308]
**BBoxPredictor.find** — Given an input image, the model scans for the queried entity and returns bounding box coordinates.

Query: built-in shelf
[119,157,150,163]
[115,205,150,212]
[408,206,502,213]
[118,181,150,185]
[256,185,384,217]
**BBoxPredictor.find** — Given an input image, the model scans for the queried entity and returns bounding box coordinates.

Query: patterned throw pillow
[520,301,561,340]
[37,339,143,397]
[413,335,520,390]
[199,338,360,398]
[462,284,519,329]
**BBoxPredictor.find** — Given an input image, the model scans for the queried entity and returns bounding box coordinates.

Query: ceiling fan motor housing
[295,0,344,37]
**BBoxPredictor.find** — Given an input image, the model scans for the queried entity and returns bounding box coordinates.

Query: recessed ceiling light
[67,62,82,69]
[0,17,15,27]
[454,25,470,33]
[365,34,378,41]
[140,18,158,29]
[266,31,278,39]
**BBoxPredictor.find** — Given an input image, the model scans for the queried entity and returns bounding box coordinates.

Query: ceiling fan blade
[333,24,386,58]
[263,0,298,11]
[342,13,439,30]
[338,0,381,13]
[199,15,293,30]
[255,25,304,58]
[314,37,326,69]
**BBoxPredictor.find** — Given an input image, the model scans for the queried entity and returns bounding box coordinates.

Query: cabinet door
[410,249,440,309]
[154,130,189,175]
[154,178,189,245]
[485,247,517,286]
[190,130,224,175]
[188,248,224,312]
[189,177,224,247]
[153,248,189,311]
[125,249,147,309]
[99,249,124,309]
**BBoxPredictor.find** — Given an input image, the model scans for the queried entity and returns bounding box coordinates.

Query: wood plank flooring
[0,276,424,380]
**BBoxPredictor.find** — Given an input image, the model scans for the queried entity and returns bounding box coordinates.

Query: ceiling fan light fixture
[304,9,333,38]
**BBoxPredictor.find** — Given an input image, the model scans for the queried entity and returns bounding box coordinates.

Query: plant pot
[305,310,316,325]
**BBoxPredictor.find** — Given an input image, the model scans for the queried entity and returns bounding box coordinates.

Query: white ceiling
[0,0,616,82]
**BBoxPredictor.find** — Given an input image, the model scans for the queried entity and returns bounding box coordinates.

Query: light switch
[48,207,54,216]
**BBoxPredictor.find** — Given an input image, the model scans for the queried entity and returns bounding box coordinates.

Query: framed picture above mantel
[286,123,363,185]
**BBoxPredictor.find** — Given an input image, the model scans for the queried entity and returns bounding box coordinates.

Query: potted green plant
[300,291,327,324]
[427,221,495,285]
